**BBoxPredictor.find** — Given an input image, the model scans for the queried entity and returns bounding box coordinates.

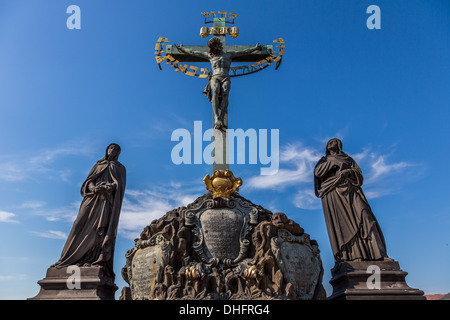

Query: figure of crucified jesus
[176,38,263,130]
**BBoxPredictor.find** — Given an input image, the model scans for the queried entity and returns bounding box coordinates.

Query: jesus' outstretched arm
[230,43,263,58]
[175,43,209,59]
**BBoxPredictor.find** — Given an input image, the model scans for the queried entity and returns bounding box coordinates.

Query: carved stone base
[328,260,425,300]
[121,192,326,300]
[28,266,118,300]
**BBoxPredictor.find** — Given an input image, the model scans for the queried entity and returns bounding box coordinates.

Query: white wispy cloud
[0,211,19,223]
[352,148,370,163]
[293,189,321,210]
[118,185,202,240]
[24,200,80,223]
[0,274,27,281]
[0,162,28,182]
[22,181,202,241]
[366,155,413,183]
[245,140,417,210]
[29,146,92,165]
[30,230,67,240]
[246,143,322,190]
[19,200,46,209]
[0,143,95,183]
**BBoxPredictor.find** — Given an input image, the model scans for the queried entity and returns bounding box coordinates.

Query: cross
[156,12,281,173]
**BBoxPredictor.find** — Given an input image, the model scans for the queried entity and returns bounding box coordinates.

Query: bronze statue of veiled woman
[314,138,389,262]
[53,143,126,277]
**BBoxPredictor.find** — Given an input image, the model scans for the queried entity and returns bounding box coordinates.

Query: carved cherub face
[271,212,288,228]
[271,212,304,236]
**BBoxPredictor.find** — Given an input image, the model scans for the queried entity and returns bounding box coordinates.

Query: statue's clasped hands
[90,182,116,194]
[339,169,353,181]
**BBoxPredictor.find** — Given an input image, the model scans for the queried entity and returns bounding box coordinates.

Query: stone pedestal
[29,266,118,300]
[328,260,425,300]
[120,192,326,300]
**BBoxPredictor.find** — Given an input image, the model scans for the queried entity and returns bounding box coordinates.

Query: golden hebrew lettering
[186,65,199,77]
[177,64,188,73]
[165,55,176,65]
[198,68,210,78]
[271,52,283,62]
[231,65,250,75]
[155,55,167,64]
[256,59,271,68]
[230,26,239,38]
[156,37,170,43]
[249,64,259,72]
[200,27,208,38]
[229,12,238,21]
[265,55,275,63]
[169,59,180,69]
[218,11,227,18]
[155,37,169,53]
[155,36,285,78]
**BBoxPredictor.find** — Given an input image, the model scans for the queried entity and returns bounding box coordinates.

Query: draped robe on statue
[314,140,388,262]
[53,145,126,277]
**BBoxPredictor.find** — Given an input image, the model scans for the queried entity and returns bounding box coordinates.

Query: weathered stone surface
[185,196,256,267]
[328,260,426,300]
[30,144,126,300]
[123,234,171,300]
[271,229,322,300]
[28,266,117,300]
[314,138,388,262]
[200,208,244,262]
[120,193,325,300]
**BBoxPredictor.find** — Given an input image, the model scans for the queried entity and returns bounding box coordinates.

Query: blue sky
[0,0,449,299]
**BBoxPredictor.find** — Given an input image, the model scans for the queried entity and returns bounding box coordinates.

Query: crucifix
[175,39,263,132]
[155,11,285,197]
[174,36,262,172]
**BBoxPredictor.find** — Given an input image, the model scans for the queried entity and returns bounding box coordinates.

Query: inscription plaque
[271,229,322,299]
[185,196,257,267]
[131,245,162,300]
[200,209,243,261]
[124,234,171,300]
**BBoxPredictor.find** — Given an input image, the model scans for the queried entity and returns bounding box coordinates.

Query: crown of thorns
[207,37,222,48]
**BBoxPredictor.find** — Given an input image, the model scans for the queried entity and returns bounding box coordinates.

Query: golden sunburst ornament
[203,170,242,199]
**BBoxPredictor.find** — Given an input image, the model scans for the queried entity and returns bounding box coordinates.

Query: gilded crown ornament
[203,170,242,199]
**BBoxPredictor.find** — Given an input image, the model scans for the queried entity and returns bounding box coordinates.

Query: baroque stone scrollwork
[184,193,257,270]
[120,193,325,300]
[270,229,322,300]
[122,233,171,300]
